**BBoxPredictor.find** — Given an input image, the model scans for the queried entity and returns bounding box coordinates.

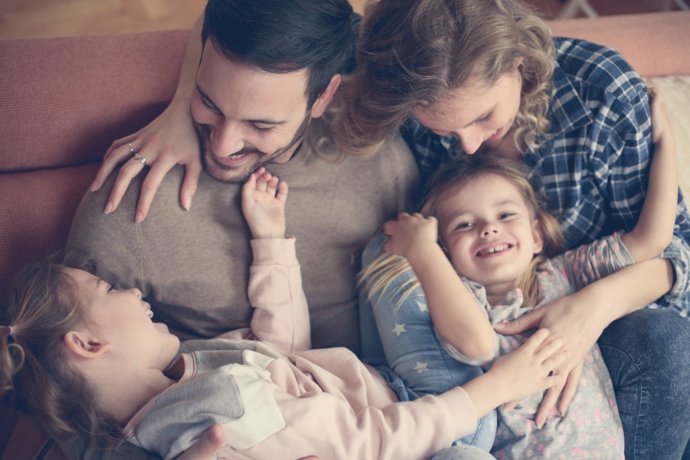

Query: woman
[338,1,690,458]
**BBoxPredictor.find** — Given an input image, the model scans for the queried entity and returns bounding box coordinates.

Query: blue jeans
[598,307,690,459]
[359,234,497,451]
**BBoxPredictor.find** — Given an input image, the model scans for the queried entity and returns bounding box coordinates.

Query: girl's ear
[310,74,342,118]
[532,219,544,255]
[63,330,108,359]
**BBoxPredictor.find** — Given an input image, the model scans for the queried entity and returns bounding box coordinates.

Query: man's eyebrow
[195,84,287,125]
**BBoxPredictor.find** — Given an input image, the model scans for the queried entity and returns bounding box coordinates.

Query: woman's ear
[63,330,108,359]
[310,74,342,118]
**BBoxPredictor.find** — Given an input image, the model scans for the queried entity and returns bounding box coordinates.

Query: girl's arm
[383,213,497,361]
[91,16,204,222]
[622,89,679,261]
[241,169,311,353]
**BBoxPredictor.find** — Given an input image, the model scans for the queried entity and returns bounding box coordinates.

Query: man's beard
[196,114,311,184]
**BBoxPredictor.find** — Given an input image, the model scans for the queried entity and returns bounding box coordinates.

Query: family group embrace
[2,0,689,459]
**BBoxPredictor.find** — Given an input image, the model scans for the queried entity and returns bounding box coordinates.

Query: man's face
[190,40,312,183]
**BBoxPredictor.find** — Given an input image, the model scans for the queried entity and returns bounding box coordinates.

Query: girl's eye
[499,212,516,220]
[455,222,474,231]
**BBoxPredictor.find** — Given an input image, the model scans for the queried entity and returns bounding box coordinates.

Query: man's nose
[211,120,244,156]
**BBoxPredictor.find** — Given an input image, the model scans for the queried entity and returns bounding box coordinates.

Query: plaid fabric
[401,37,690,316]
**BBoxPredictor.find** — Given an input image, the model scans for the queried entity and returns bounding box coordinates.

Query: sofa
[1,11,689,460]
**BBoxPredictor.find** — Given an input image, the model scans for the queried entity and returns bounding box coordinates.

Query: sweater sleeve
[247,238,311,353]
[243,385,478,459]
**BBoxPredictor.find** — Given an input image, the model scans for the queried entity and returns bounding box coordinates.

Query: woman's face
[413,69,522,155]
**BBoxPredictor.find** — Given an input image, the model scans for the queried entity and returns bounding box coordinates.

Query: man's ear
[63,330,109,359]
[310,74,342,118]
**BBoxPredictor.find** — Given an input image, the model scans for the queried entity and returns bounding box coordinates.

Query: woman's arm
[91,16,204,222]
[383,213,497,361]
[622,89,678,261]
[496,257,675,425]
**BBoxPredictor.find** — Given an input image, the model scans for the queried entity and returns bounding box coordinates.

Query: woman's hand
[494,292,605,427]
[90,98,202,223]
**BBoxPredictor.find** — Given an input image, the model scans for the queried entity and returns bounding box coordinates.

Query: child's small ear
[532,219,544,255]
[63,331,108,358]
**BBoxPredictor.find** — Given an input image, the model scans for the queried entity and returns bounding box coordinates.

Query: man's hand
[241,167,288,239]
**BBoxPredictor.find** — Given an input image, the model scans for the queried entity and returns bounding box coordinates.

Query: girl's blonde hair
[361,154,563,308]
[337,0,554,156]
[0,261,121,443]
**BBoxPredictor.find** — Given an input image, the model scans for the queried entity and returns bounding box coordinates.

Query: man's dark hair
[201,0,357,107]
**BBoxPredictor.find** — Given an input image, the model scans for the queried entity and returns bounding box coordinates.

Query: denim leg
[358,234,496,450]
[598,308,690,460]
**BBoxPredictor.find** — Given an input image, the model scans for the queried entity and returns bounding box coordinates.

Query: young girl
[360,93,679,458]
[0,169,565,460]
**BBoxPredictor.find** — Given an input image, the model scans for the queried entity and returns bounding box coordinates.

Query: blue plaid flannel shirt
[401,38,690,317]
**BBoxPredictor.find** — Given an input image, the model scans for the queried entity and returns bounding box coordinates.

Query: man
[65,0,418,458]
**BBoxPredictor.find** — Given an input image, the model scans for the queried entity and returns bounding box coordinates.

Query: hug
[1,0,689,458]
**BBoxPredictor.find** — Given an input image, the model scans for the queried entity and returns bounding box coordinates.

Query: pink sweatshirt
[128,239,479,459]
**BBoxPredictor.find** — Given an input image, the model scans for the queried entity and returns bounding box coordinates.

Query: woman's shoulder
[551,37,646,109]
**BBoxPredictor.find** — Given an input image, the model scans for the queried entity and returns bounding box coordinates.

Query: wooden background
[0,0,682,40]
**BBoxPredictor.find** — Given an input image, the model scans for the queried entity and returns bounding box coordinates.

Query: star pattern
[413,361,428,373]
[392,323,406,336]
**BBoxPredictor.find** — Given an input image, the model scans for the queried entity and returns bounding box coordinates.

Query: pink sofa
[1,11,689,460]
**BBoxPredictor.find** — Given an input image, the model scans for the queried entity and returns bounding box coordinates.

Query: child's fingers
[521,328,550,352]
[276,180,288,203]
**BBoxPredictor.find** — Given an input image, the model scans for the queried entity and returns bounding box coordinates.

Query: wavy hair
[337,0,554,156]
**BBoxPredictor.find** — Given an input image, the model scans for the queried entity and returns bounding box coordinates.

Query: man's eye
[252,124,274,132]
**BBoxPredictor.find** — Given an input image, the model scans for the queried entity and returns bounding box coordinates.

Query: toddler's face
[65,268,180,371]
[436,173,543,295]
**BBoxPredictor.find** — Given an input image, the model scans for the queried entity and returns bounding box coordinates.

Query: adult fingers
[494,306,546,336]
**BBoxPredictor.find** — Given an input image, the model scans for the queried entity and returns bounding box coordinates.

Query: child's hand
[383,212,438,259]
[488,329,565,406]
[241,167,288,239]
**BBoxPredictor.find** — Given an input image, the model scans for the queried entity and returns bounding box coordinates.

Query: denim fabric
[359,234,497,451]
[431,444,497,460]
[598,308,690,460]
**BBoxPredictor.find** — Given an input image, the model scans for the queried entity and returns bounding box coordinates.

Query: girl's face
[412,68,522,155]
[65,268,180,371]
[436,173,543,298]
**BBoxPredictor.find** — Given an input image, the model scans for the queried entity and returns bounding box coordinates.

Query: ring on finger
[128,143,136,155]
[132,153,147,166]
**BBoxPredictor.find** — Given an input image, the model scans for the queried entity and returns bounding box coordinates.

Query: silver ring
[133,153,147,166]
